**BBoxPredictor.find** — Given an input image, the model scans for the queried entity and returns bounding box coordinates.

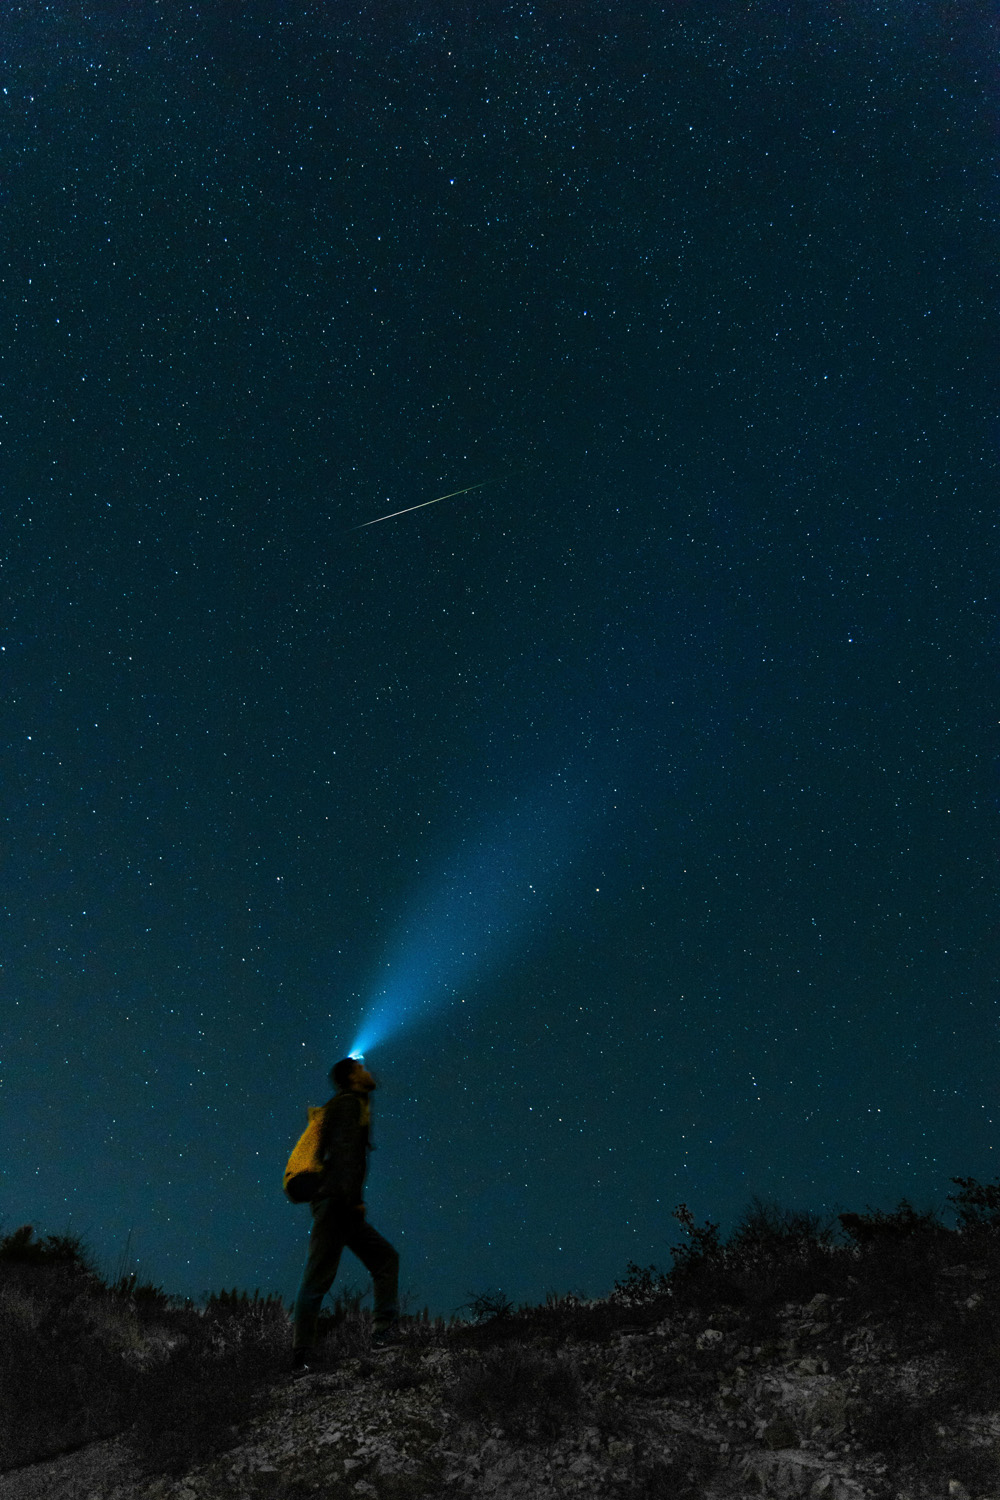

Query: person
[290,1057,400,1371]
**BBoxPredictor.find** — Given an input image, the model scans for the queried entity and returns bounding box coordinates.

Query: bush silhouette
[948,1175,1000,1235]
[0,1224,94,1271]
[838,1197,947,1246]
[460,1288,514,1323]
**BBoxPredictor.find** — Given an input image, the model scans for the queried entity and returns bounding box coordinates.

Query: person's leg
[345,1217,400,1332]
[292,1199,348,1351]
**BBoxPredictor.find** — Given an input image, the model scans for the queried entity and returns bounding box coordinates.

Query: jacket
[316,1089,372,1207]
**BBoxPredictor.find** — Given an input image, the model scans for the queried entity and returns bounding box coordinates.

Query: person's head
[330,1057,376,1094]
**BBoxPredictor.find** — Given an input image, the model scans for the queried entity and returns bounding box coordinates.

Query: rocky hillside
[4,1191,1000,1499]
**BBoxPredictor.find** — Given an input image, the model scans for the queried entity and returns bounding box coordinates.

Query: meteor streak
[352,479,494,530]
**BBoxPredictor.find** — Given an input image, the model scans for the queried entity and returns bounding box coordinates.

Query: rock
[743,1450,816,1498]
[762,1417,801,1450]
[803,1389,849,1437]
[808,1474,867,1500]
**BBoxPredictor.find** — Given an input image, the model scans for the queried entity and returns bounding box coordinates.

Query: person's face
[351,1062,376,1092]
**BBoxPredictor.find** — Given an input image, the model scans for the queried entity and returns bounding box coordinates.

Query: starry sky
[1,2,996,1318]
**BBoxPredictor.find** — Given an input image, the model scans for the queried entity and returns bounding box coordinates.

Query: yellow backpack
[283,1105,326,1203]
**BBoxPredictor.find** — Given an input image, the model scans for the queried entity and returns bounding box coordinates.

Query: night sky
[2,3,996,1320]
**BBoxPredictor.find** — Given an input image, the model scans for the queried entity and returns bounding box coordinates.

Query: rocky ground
[3,1276,999,1500]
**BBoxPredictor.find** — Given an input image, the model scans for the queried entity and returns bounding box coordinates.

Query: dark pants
[292,1199,399,1350]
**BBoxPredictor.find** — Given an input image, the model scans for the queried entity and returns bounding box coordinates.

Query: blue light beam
[349,776,599,1057]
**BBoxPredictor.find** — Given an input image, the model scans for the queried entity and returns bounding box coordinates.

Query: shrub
[316,1282,368,1338]
[0,1279,128,1467]
[107,1272,171,1315]
[949,1176,1000,1235]
[460,1289,514,1323]
[834,1200,953,1335]
[0,1224,95,1271]
[654,1204,740,1309]
[669,1203,725,1277]
[312,1284,385,1359]
[204,1286,286,1320]
[838,1198,946,1247]
[449,1344,583,1441]
[611,1260,671,1305]
[727,1197,837,1265]
[125,1336,282,1476]
[720,1197,844,1306]
[125,1292,289,1476]
[0,1221,292,1477]
[0,1227,135,1467]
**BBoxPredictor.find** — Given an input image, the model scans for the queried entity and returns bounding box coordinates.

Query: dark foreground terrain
[3,1183,1000,1499]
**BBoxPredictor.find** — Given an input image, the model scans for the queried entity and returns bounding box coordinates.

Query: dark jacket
[317,1089,371,1207]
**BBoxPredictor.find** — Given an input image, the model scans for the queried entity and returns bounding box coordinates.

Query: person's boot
[370,1320,400,1349]
[290,1347,315,1374]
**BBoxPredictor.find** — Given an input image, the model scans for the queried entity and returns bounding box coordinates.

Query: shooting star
[351,479,495,531]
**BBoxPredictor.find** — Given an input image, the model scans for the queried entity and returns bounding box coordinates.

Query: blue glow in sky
[348,775,600,1058]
